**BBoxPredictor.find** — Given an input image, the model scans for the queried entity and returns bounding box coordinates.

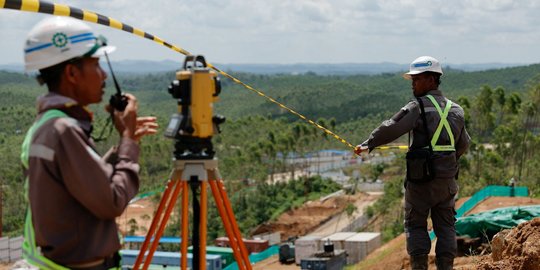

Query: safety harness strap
[425,95,455,151]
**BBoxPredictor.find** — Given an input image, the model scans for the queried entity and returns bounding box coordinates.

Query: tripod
[131,158,252,270]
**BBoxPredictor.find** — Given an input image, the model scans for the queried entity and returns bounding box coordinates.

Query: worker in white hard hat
[20,16,157,269]
[355,56,470,270]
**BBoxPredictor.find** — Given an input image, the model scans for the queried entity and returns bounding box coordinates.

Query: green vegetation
[1,64,540,242]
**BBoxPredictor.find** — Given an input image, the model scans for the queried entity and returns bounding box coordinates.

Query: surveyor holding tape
[20,16,158,269]
[354,56,470,270]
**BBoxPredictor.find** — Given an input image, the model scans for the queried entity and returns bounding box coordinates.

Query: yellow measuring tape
[375,145,408,150]
[1,0,407,152]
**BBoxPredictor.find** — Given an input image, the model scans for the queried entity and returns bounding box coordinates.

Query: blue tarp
[125,236,181,243]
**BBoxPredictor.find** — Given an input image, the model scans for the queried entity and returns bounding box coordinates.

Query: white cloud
[2,0,540,65]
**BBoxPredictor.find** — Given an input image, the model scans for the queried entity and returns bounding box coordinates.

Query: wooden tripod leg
[209,181,250,270]
[141,180,184,270]
[133,180,180,270]
[216,180,252,270]
[181,181,189,269]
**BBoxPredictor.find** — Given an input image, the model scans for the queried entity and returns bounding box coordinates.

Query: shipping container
[214,237,269,254]
[252,231,281,245]
[343,232,381,264]
[294,235,322,265]
[320,232,357,250]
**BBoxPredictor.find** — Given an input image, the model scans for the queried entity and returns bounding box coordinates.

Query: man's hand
[134,116,159,142]
[354,144,368,155]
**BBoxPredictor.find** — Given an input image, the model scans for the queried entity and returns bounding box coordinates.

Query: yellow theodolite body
[175,65,219,138]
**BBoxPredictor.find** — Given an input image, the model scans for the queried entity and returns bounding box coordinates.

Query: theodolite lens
[168,80,180,99]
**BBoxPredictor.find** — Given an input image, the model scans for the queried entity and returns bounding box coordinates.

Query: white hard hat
[403,56,443,80]
[24,16,116,71]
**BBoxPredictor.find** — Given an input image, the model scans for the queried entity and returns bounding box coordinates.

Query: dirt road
[310,192,381,236]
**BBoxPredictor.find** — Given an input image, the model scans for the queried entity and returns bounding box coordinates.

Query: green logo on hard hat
[52,33,68,48]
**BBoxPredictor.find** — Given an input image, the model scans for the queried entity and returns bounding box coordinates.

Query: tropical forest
[1,63,540,245]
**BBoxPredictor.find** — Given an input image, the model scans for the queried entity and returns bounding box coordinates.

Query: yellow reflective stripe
[23,250,52,270]
[24,210,35,251]
[24,249,66,270]
[433,145,456,151]
[426,95,455,151]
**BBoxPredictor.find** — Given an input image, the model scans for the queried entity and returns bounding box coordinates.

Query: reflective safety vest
[21,109,70,270]
[425,95,455,152]
[20,110,121,270]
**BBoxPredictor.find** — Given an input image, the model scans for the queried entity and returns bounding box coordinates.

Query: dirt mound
[477,217,540,270]
[250,194,364,241]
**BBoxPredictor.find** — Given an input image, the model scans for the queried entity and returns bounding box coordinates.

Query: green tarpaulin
[456,205,540,238]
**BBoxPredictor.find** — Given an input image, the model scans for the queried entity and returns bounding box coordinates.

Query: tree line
[1,65,540,239]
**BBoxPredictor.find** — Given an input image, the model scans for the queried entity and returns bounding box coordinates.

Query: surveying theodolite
[163,55,225,159]
[132,56,252,270]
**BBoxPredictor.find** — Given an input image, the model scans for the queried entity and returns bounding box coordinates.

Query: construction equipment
[131,56,250,270]
[300,240,347,270]
[278,243,295,264]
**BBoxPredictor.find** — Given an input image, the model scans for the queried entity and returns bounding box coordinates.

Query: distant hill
[0,61,532,75]
[2,63,540,124]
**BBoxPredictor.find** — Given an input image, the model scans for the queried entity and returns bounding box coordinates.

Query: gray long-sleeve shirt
[25,92,140,265]
[363,90,470,178]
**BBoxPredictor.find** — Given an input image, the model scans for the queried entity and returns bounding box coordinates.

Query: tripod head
[164,55,225,159]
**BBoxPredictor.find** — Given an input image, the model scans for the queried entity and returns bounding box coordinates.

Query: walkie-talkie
[109,91,128,112]
[104,51,128,111]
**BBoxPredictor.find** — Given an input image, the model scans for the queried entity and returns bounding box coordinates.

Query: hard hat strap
[83,35,108,57]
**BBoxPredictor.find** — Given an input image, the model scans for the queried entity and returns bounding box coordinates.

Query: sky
[2,0,540,66]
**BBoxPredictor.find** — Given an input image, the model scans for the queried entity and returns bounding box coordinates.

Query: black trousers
[404,178,458,259]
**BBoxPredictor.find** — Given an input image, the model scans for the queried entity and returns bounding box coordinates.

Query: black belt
[68,252,120,270]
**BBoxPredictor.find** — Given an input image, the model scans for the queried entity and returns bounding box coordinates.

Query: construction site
[106,183,540,270]
[1,183,539,269]
[2,1,540,270]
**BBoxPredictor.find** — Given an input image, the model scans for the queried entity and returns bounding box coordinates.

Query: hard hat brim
[402,70,443,80]
[90,45,116,58]
[402,70,424,80]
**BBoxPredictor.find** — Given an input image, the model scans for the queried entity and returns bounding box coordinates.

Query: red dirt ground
[476,217,540,270]
[108,194,540,270]
[251,192,378,241]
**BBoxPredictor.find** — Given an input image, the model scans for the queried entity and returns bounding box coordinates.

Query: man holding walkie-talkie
[21,16,157,269]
